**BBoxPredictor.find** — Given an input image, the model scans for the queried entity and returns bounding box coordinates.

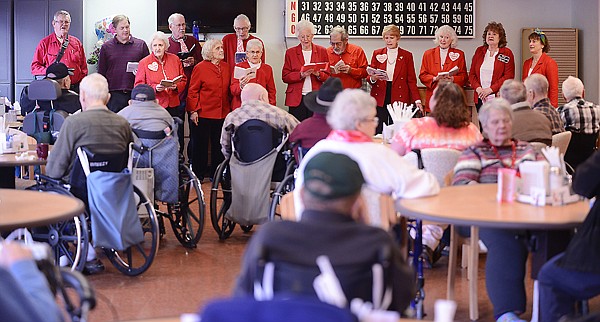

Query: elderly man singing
[326,26,368,89]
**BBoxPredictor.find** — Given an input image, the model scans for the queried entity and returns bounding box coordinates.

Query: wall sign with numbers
[285,0,475,38]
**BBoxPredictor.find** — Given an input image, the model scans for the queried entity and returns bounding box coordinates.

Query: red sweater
[326,43,368,89]
[468,46,515,104]
[187,60,231,119]
[222,34,266,76]
[419,47,468,110]
[282,44,330,107]
[230,61,277,109]
[522,53,559,108]
[369,47,420,107]
[134,52,187,108]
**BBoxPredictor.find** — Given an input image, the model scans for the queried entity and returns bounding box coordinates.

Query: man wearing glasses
[326,26,368,89]
[222,14,265,76]
[31,10,88,93]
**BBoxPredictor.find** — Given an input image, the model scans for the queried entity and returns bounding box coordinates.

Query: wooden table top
[0,189,84,230]
[397,183,589,229]
[0,151,46,166]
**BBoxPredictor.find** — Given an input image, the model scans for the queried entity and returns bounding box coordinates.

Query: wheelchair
[28,147,159,276]
[210,119,294,240]
[130,126,205,249]
[267,144,310,221]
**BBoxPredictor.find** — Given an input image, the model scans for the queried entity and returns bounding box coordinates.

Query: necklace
[490,140,517,169]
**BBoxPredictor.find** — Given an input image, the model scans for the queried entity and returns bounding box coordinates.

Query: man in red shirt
[221,14,265,76]
[326,26,368,89]
[31,10,88,93]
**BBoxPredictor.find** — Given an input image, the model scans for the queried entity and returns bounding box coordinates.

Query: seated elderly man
[234,152,415,313]
[21,62,82,115]
[524,74,564,134]
[46,73,133,275]
[220,83,299,159]
[118,84,175,133]
[499,79,552,145]
[558,76,600,170]
[294,89,439,229]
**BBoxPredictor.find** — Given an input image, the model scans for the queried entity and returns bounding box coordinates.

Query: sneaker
[83,258,105,275]
[496,312,527,322]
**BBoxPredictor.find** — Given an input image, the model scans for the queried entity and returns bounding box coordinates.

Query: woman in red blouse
[522,29,559,108]
[134,31,186,114]
[230,39,276,109]
[186,38,231,180]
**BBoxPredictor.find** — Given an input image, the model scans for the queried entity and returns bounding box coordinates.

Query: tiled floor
[85,182,595,321]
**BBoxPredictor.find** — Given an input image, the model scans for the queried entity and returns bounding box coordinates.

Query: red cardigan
[419,47,468,110]
[468,46,515,104]
[230,61,277,109]
[222,34,266,76]
[369,47,420,107]
[282,43,330,107]
[522,53,559,108]
[134,52,187,108]
[186,60,231,119]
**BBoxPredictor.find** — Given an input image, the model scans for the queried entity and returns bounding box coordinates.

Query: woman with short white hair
[419,25,468,112]
[230,38,276,109]
[282,19,330,121]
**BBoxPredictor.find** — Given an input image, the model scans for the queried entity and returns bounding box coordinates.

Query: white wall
[84,0,598,105]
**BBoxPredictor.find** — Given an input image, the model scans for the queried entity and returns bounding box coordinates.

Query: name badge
[497,54,510,63]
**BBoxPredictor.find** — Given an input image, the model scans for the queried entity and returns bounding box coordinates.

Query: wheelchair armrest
[35,173,65,185]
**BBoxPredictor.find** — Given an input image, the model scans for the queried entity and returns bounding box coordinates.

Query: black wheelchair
[210,119,294,240]
[28,147,159,276]
[130,126,205,249]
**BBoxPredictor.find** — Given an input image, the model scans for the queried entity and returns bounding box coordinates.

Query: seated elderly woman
[452,98,543,322]
[294,89,440,228]
[390,81,482,265]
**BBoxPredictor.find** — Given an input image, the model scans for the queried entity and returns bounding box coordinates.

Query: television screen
[157,0,257,34]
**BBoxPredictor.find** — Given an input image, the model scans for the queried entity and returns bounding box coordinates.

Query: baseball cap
[45,62,73,80]
[303,152,364,200]
[131,84,156,102]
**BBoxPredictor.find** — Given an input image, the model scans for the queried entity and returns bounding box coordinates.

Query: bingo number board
[285,0,476,38]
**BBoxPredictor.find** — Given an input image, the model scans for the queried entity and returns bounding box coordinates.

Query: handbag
[31,109,55,144]
[77,148,144,251]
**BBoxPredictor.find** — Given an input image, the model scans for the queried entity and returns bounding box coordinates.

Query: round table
[0,152,46,189]
[0,189,84,231]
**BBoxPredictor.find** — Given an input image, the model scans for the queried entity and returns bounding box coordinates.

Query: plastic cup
[497,168,517,203]
[36,143,49,160]
[434,299,457,322]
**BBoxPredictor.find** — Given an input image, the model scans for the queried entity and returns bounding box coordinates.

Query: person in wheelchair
[46,73,133,274]
[220,83,299,161]
[0,242,63,322]
[118,84,175,133]
[21,62,82,115]
[234,152,415,313]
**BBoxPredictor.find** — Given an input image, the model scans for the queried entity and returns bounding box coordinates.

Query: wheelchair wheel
[104,186,159,276]
[210,159,236,240]
[268,173,296,221]
[240,225,253,233]
[27,183,89,272]
[167,163,205,248]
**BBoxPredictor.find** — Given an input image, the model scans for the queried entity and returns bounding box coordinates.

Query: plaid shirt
[558,97,600,134]
[532,98,565,134]
[220,100,300,158]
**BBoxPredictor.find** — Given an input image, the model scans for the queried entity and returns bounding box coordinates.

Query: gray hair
[433,25,458,48]
[168,13,185,25]
[234,14,251,27]
[53,10,70,22]
[296,19,316,35]
[80,73,109,102]
[524,73,549,96]
[327,89,377,130]
[499,79,527,104]
[479,98,513,126]
[330,25,348,40]
[246,38,263,52]
[150,31,170,50]
[112,14,130,29]
[201,38,223,61]
[562,76,584,101]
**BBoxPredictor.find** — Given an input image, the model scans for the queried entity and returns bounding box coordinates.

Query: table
[396,184,588,320]
[0,189,84,230]
[0,151,46,188]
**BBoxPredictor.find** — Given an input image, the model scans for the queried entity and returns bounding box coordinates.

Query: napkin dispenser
[0,128,28,154]
[517,160,579,206]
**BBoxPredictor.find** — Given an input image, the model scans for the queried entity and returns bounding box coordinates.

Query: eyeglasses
[330,41,345,46]
[172,23,186,28]
[362,117,379,124]
[247,50,262,55]
[54,20,70,25]
[234,26,250,32]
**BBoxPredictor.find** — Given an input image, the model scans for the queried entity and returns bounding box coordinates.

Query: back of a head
[431,82,469,129]
[562,76,584,101]
[525,73,549,96]
[499,79,527,104]
[327,89,376,130]
[241,83,268,104]
[131,84,156,103]
[79,73,109,103]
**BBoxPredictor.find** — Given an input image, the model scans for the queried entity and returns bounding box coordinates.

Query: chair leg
[469,226,479,321]
[447,224,458,301]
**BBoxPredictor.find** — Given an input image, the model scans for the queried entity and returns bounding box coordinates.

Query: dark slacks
[107,90,131,113]
[190,117,224,180]
[538,254,600,322]
[288,97,312,122]
[166,105,185,155]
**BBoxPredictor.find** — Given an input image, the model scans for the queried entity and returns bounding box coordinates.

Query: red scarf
[327,130,373,143]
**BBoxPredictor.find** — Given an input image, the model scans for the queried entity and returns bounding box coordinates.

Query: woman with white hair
[294,89,439,228]
[282,19,330,121]
[230,38,276,109]
[135,31,186,111]
[186,38,231,180]
[419,25,468,112]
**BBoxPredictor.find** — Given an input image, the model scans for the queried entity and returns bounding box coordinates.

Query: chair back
[552,131,572,155]
[233,119,281,163]
[565,132,598,171]
[529,142,548,154]
[403,148,461,187]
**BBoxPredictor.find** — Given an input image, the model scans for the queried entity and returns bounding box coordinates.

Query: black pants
[288,97,312,122]
[375,82,394,134]
[107,90,131,113]
[190,117,224,179]
[166,106,185,155]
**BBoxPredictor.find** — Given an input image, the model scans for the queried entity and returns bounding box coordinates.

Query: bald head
[241,83,268,104]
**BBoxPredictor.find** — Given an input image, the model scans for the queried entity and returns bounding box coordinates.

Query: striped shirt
[558,97,600,135]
